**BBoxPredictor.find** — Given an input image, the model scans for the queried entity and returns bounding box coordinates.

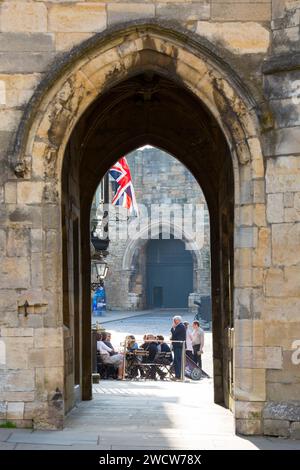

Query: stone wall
[0,0,299,438]
[102,146,211,310]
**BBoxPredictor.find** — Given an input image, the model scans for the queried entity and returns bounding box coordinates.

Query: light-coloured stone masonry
[0,0,299,439]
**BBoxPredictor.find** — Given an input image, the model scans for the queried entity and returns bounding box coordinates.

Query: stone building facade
[100,146,211,311]
[0,1,299,438]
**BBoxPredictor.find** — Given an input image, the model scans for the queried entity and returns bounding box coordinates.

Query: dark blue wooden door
[146,237,193,308]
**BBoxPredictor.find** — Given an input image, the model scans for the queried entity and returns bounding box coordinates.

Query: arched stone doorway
[119,219,207,311]
[13,22,266,433]
[146,235,193,309]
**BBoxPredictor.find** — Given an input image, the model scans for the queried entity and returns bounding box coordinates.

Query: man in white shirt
[183,321,194,360]
[97,337,124,379]
[191,320,204,370]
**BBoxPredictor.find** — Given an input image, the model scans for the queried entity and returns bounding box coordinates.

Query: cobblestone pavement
[1,311,300,450]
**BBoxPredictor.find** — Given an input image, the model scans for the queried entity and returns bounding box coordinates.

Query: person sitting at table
[125,335,141,379]
[156,335,171,354]
[142,334,158,361]
[97,334,124,380]
[153,335,172,380]
[101,332,115,352]
[141,334,158,379]
[126,335,139,352]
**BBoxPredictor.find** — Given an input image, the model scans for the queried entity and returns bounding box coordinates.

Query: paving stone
[0,429,13,442]
[0,442,16,450]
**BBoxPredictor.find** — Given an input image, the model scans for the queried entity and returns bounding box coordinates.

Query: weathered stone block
[30,229,43,253]
[9,205,42,228]
[0,228,5,254]
[107,4,155,25]
[0,2,47,33]
[267,193,284,223]
[0,133,13,170]
[157,3,210,21]
[264,419,290,437]
[0,109,21,132]
[264,70,300,100]
[235,346,282,369]
[267,350,300,383]
[48,4,107,33]
[0,391,34,402]
[266,157,300,193]
[253,204,266,227]
[1,257,30,289]
[0,401,7,419]
[0,369,34,392]
[34,328,63,349]
[0,327,33,337]
[253,180,265,204]
[265,266,300,298]
[264,128,300,157]
[284,192,294,208]
[235,368,266,401]
[196,21,269,55]
[0,52,54,74]
[4,182,16,204]
[44,367,64,393]
[272,223,300,266]
[236,227,258,248]
[45,230,59,253]
[262,297,300,321]
[0,32,54,52]
[42,205,60,229]
[5,337,33,369]
[290,422,300,439]
[235,288,252,319]
[30,253,43,288]
[17,182,44,205]
[235,319,264,347]
[234,401,264,420]
[264,324,300,348]
[211,2,271,21]
[55,32,92,51]
[263,401,300,421]
[253,227,271,267]
[236,418,262,435]
[239,205,253,226]
[7,227,30,257]
[28,347,63,368]
[6,402,24,420]
[43,254,58,289]
[270,98,300,129]
[267,383,300,401]
[273,26,300,54]
[24,401,47,421]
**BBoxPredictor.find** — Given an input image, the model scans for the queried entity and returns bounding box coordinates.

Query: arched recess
[122,221,203,272]
[12,22,266,429]
[120,220,205,309]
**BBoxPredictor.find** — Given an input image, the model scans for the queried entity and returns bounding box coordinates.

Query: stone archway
[118,220,206,310]
[12,22,266,433]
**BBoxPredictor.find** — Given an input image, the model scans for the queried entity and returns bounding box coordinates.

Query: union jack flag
[109,157,139,216]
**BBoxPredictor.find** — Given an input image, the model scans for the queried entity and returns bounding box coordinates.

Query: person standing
[170,315,186,380]
[191,320,204,370]
[183,321,194,360]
